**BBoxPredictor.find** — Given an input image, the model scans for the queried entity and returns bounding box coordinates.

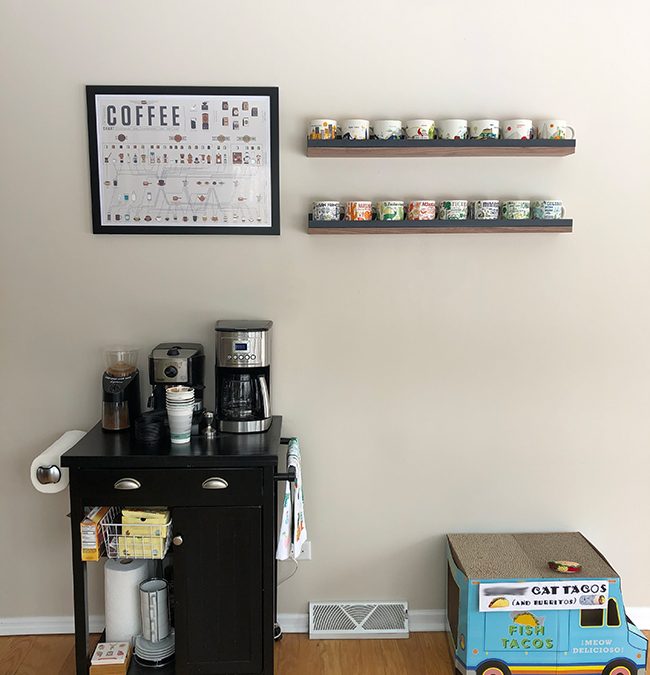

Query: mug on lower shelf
[532,199,565,219]
[501,200,531,219]
[407,200,436,220]
[469,200,500,220]
[438,200,468,220]
[376,200,404,220]
[345,200,373,221]
[312,201,341,221]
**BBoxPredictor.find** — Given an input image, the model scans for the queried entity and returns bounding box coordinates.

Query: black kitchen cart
[61,417,290,675]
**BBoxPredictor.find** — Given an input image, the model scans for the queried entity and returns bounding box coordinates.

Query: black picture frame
[86,85,280,235]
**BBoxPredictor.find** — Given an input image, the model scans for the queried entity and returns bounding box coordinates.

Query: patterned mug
[372,120,403,140]
[502,119,535,140]
[536,119,575,140]
[312,201,341,221]
[341,119,370,140]
[376,200,404,220]
[532,200,565,220]
[501,200,531,220]
[407,200,436,221]
[309,119,337,140]
[405,119,435,140]
[438,200,468,220]
[437,119,468,140]
[345,200,373,221]
[469,200,500,220]
[469,119,500,140]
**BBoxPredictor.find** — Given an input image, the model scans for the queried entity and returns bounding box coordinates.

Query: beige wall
[2,0,650,621]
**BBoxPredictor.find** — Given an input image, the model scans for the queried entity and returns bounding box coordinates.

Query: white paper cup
[166,386,194,403]
[167,406,193,443]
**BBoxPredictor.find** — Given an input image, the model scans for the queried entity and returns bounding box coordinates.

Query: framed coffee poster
[86,85,279,234]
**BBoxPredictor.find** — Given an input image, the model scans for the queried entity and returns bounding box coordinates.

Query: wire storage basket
[100,508,172,560]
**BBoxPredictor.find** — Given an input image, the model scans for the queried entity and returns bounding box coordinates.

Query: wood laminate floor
[0,632,648,675]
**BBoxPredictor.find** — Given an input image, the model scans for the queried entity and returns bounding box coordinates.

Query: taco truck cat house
[446,533,647,675]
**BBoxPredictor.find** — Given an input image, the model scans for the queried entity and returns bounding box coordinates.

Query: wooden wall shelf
[308,219,573,234]
[306,138,576,158]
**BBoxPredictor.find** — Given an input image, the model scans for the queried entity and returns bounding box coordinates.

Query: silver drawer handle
[202,477,229,490]
[114,478,141,490]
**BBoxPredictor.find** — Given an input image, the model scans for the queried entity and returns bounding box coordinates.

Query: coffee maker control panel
[216,333,270,368]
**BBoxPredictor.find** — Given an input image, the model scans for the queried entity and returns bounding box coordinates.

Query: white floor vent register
[309,602,409,639]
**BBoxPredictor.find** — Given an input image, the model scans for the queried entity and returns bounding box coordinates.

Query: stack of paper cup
[165,386,194,444]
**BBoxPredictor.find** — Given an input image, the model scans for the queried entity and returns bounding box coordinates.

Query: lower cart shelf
[307,219,573,234]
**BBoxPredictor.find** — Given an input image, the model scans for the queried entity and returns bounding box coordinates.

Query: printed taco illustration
[513,612,539,627]
[488,597,509,609]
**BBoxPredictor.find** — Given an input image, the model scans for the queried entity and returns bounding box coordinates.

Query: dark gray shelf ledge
[307,219,573,234]
[306,138,576,157]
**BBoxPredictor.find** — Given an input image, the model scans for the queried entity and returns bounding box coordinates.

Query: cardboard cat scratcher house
[446,532,647,675]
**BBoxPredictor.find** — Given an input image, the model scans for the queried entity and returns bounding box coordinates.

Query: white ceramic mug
[438,200,468,220]
[309,119,337,140]
[312,201,341,221]
[341,119,370,140]
[532,199,565,219]
[371,120,403,140]
[536,119,575,140]
[437,119,468,140]
[345,201,373,221]
[469,119,500,140]
[469,200,500,220]
[407,200,436,220]
[376,200,404,220]
[502,119,535,140]
[501,200,531,220]
[405,119,435,140]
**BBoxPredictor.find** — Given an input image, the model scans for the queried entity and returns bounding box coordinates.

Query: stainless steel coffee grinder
[214,321,272,433]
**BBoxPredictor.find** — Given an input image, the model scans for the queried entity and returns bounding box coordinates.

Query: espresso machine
[214,321,272,433]
[148,343,205,413]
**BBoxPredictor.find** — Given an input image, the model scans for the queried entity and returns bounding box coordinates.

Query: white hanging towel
[276,438,308,561]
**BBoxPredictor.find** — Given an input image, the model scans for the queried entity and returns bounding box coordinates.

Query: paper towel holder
[36,465,62,485]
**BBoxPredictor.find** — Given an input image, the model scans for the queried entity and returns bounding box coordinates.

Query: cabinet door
[173,506,263,674]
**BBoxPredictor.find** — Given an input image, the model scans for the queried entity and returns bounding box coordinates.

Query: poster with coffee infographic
[87,86,279,234]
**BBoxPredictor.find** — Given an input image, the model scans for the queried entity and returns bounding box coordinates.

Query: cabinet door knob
[173,535,183,547]
[202,477,229,490]
[114,478,141,490]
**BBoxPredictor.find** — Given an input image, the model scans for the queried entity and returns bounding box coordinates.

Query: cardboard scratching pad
[447,532,616,579]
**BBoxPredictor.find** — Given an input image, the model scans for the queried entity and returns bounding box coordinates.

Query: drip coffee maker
[214,321,272,433]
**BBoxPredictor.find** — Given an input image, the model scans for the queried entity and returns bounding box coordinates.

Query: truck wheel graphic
[603,659,637,675]
[477,660,512,675]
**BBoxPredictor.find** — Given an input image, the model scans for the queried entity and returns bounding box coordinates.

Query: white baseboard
[0,615,106,636]
[2,608,649,637]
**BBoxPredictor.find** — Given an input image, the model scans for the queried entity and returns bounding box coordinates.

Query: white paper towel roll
[30,430,86,494]
[105,558,152,642]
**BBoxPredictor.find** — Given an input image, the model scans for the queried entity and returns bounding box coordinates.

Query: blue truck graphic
[446,533,647,675]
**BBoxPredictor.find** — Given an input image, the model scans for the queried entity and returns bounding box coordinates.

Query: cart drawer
[70,467,264,506]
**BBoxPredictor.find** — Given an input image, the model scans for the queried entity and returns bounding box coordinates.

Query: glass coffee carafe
[218,372,270,422]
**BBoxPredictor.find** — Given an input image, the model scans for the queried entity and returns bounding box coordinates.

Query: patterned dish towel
[276,438,308,560]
